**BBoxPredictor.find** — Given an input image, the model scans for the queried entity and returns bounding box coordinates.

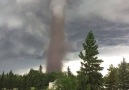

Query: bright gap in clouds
[63,60,81,75]
[63,55,129,76]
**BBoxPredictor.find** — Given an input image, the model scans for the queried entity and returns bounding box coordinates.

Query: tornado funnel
[47,0,66,72]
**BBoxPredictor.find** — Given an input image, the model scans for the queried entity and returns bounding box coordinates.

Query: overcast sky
[0,0,129,75]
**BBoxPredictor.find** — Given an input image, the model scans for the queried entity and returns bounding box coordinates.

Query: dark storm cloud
[0,27,45,60]
[66,17,129,52]
[0,0,129,74]
[0,0,50,61]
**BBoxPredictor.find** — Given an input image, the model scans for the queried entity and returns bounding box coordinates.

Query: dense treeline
[0,31,129,90]
[0,65,60,90]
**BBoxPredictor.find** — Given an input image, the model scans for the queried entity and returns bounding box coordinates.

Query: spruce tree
[117,58,129,90]
[104,64,118,90]
[39,65,43,73]
[67,66,72,77]
[77,31,103,90]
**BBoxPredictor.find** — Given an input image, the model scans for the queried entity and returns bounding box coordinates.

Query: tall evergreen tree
[77,31,103,90]
[117,58,129,90]
[67,66,72,77]
[104,64,118,90]
[39,65,43,73]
